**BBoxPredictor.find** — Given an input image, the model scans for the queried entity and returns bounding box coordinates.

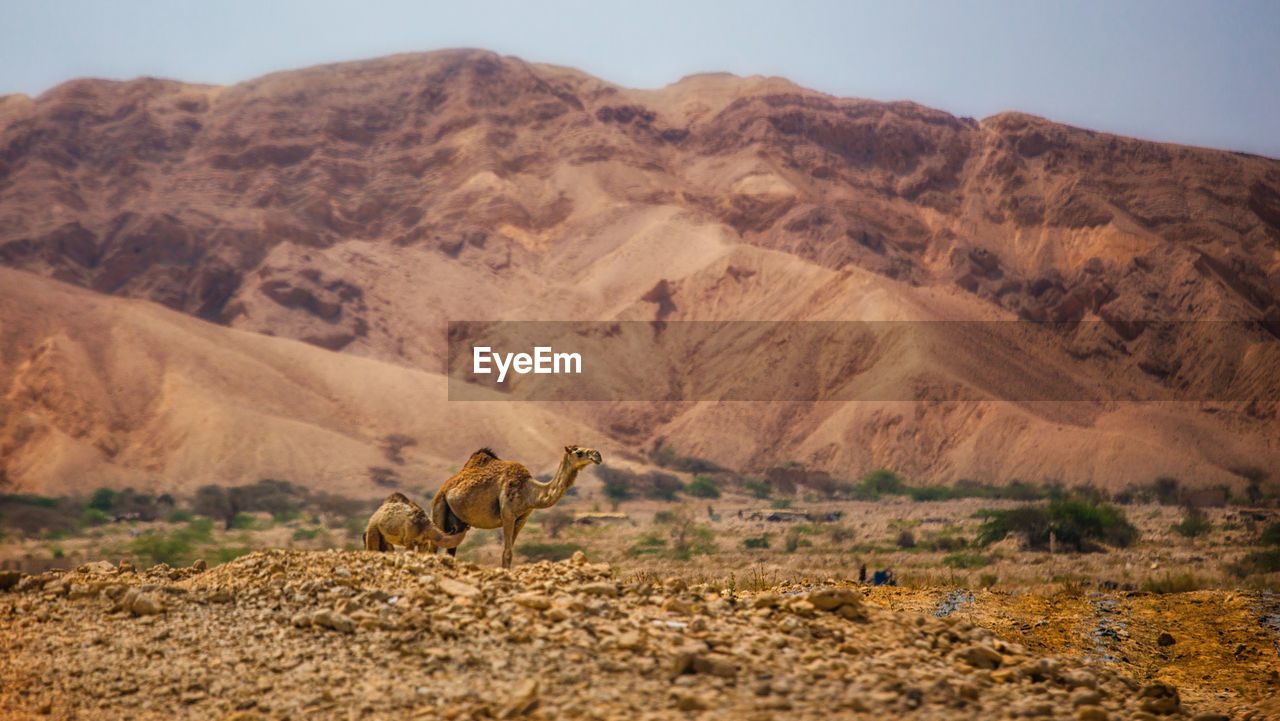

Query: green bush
[1142,572,1206,593]
[80,508,111,526]
[129,531,194,567]
[942,553,990,569]
[743,534,770,549]
[744,479,773,499]
[166,509,195,524]
[908,485,959,502]
[632,532,666,548]
[87,488,116,512]
[2,494,58,508]
[517,542,583,562]
[1231,549,1280,576]
[1259,522,1280,546]
[684,475,721,499]
[230,513,257,530]
[1171,511,1213,538]
[860,469,906,498]
[292,528,320,541]
[976,499,1138,551]
[645,472,683,501]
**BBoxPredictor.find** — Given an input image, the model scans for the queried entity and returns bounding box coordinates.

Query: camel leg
[500,512,518,569]
[430,491,456,556]
[364,524,383,552]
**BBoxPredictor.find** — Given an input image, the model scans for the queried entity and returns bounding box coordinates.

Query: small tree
[895,530,916,548]
[193,485,237,530]
[1153,477,1181,506]
[644,472,682,501]
[87,488,116,513]
[684,475,721,499]
[860,469,906,498]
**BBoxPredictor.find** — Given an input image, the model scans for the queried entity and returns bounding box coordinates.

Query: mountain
[1,49,1277,496]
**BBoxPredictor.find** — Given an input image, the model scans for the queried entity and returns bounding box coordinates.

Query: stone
[753,591,781,608]
[575,582,619,597]
[437,578,480,599]
[691,652,737,678]
[122,589,166,616]
[1076,706,1108,721]
[79,561,116,575]
[807,587,862,612]
[1071,689,1103,708]
[1156,632,1175,647]
[568,550,588,566]
[512,592,552,610]
[673,692,710,711]
[616,631,647,652]
[662,597,693,615]
[0,570,22,591]
[498,679,539,718]
[290,612,313,628]
[788,600,816,617]
[207,589,235,604]
[312,610,355,633]
[663,577,687,592]
[67,583,98,600]
[1136,683,1180,715]
[956,644,1003,669]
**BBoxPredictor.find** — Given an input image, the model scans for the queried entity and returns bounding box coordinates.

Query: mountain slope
[1,49,1277,494]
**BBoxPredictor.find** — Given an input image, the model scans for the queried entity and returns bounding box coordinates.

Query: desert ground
[2,482,1278,720]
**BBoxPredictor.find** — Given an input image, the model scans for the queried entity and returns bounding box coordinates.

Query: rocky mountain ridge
[1,49,1278,494]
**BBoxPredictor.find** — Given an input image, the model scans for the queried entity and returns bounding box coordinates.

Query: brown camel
[363,492,466,552]
[426,446,602,568]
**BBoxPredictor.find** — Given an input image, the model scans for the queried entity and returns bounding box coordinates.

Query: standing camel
[426,446,602,568]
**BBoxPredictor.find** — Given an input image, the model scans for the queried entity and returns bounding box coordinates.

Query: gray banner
[446,321,1280,402]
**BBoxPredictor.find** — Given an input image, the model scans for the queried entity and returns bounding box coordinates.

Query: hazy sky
[3,0,1278,157]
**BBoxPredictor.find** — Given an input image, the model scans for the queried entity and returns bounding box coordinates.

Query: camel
[425,446,602,568]
[363,492,466,552]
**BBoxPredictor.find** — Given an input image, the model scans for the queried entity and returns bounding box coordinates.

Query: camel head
[565,445,603,468]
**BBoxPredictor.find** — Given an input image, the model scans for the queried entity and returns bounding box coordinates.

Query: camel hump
[468,447,499,464]
[383,492,413,505]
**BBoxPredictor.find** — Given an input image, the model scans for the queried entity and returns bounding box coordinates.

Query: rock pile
[0,550,1237,720]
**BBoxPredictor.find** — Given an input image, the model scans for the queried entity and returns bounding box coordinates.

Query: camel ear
[565,445,573,453]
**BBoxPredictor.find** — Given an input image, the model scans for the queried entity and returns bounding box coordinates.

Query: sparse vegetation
[1171,507,1213,538]
[942,552,990,569]
[516,542,583,562]
[976,498,1138,551]
[895,530,916,549]
[541,507,574,539]
[684,474,721,499]
[1142,572,1207,593]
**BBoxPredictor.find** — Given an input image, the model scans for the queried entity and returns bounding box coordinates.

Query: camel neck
[529,453,580,508]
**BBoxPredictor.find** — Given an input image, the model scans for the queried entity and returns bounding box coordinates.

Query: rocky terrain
[2,48,1279,496]
[0,549,1262,720]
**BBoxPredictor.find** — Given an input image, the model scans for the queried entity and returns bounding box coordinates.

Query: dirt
[2,549,1272,720]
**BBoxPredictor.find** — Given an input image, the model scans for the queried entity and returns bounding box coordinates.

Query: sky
[2,0,1278,157]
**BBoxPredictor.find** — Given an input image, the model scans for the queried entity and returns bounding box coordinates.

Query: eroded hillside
[1,49,1278,494]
